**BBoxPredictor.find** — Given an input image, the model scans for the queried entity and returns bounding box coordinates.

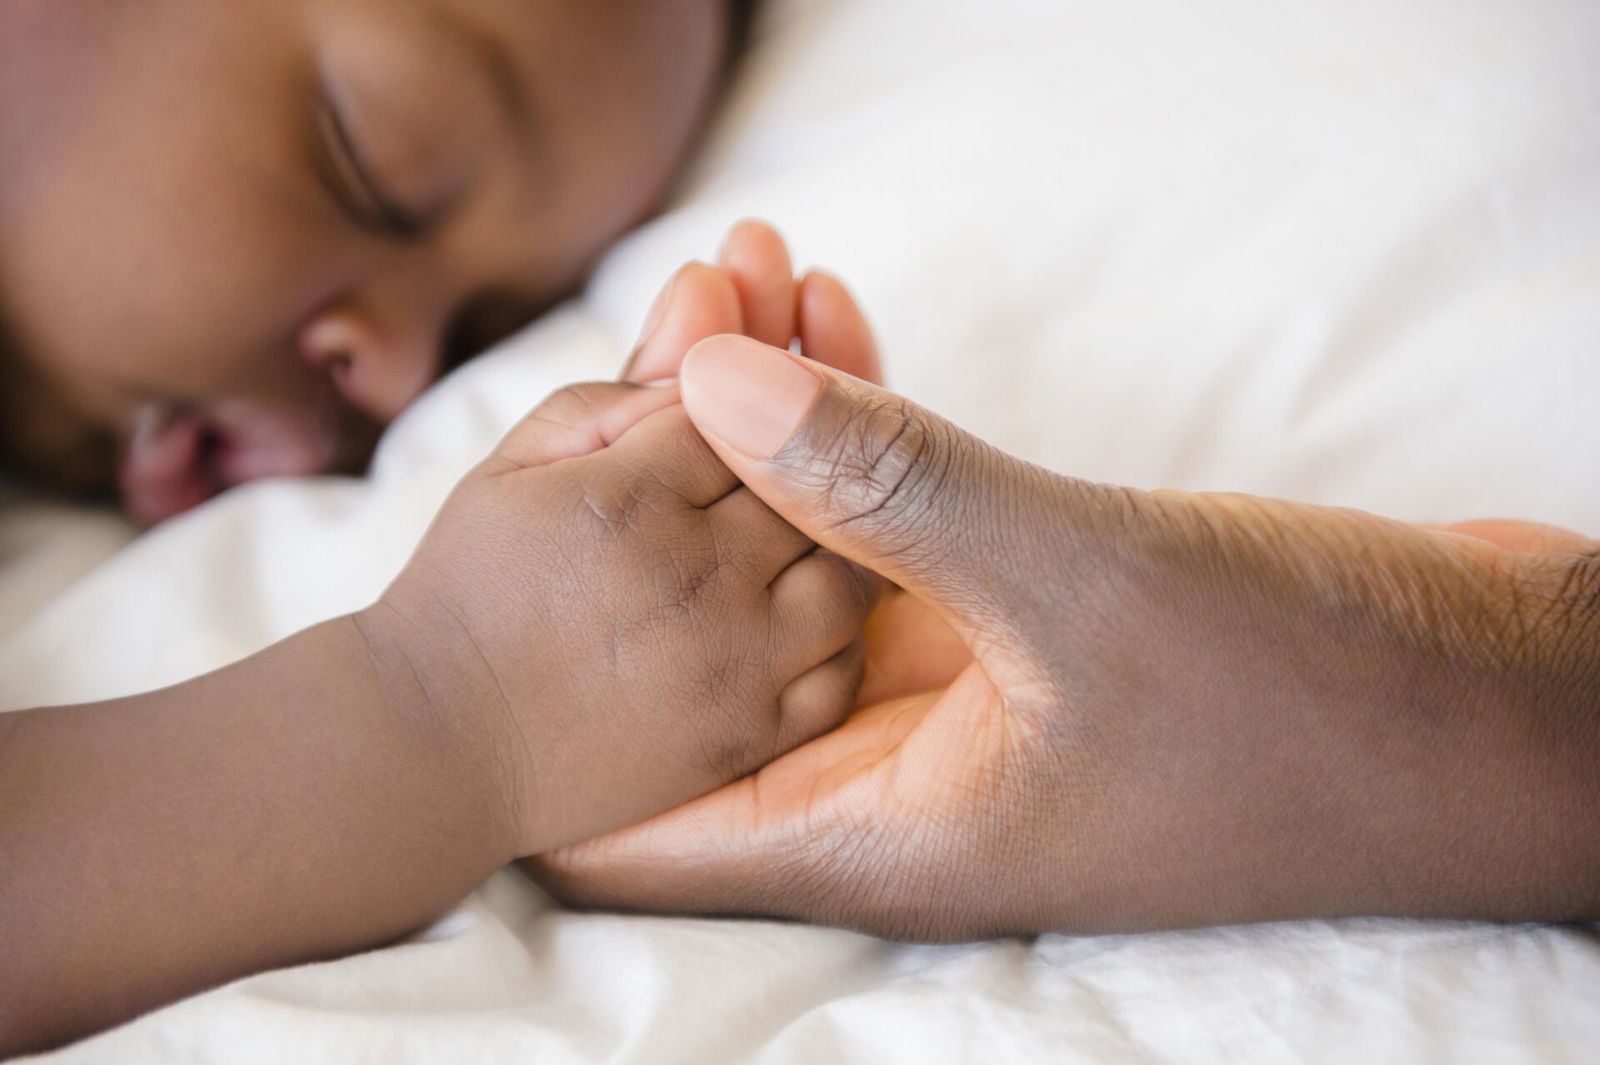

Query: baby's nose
[298,308,438,424]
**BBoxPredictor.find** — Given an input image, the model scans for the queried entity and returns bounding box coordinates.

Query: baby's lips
[117,394,354,526]
[119,406,215,526]
[207,406,337,486]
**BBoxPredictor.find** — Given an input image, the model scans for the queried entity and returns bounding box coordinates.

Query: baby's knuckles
[378,410,821,853]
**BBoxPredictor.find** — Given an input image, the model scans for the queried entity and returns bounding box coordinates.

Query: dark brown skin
[0,0,726,522]
[533,229,1600,940]
[0,224,878,1055]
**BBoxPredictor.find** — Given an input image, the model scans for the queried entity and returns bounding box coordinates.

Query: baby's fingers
[776,638,867,753]
[487,381,682,472]
[768,548,881,707]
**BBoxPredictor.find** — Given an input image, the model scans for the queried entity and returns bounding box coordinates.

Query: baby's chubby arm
[0,330,875,1050]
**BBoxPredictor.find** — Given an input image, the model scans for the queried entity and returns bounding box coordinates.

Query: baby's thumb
[680,335,1057,624]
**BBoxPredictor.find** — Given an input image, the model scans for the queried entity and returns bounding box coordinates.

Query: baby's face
[0,0,726,523]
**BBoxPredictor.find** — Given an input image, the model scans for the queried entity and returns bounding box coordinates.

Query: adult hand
[621,219,884,390]
[531,334,1600,938]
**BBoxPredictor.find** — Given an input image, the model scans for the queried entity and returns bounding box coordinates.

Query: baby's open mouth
[118,400,354,527]
[119,406,221,526]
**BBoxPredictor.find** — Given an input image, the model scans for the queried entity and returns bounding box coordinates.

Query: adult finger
[717,219,799,350]
[798,271,884,386]
[676,335,1117,640]
[622,263,743,385]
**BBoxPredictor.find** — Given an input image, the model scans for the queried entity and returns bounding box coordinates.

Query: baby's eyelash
[314,94,425,241]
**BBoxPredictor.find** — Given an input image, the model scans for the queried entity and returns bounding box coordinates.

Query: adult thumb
[680,334,1085,624]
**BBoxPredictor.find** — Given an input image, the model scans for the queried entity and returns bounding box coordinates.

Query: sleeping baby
[0,0,753,523]
[0,0,888,1053]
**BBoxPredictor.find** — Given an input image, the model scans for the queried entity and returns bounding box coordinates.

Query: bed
[5,0,1600,1060]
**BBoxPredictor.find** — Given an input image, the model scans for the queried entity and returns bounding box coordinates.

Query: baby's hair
[725,0,761,72]
[0,324,29,488]
[0,324,116,501]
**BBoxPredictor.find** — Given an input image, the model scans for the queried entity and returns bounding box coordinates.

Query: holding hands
[0,222,882,1051]
[536,222,1600,938]
[368,374,874,854]
[8,219,1598,1055]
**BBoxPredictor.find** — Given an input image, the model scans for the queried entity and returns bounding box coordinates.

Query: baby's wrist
[349,601,529,863]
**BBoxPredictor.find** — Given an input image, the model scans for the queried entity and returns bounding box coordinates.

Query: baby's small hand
[624,220,884,388]
[361,375,876,856]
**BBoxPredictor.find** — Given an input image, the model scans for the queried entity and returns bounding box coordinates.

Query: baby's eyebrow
[441,13,538,154]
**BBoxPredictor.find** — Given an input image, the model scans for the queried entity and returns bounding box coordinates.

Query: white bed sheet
[5,0,1600,1060]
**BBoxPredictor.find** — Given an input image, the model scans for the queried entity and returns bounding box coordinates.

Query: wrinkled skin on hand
[360,376,875,858]
[526,233,1600,936]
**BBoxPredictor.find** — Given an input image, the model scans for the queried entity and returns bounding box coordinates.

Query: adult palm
[531,333,1600,936]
